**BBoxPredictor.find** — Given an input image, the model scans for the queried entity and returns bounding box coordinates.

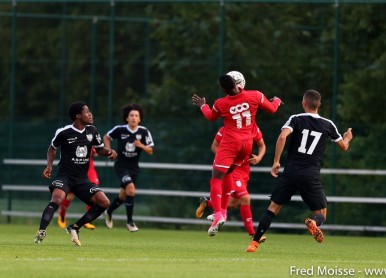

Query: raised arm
[336,128,353,151]
[192,94,220,121]
[259,94,283,114]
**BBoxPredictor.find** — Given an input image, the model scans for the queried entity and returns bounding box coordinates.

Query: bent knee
[93,193,110,208]
[267,201,282,215]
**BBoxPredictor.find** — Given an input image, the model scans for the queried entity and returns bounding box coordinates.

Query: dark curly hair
[122,103,144,124]
[68,101,87,121]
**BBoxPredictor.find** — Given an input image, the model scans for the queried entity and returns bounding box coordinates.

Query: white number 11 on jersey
[232,111,252,129]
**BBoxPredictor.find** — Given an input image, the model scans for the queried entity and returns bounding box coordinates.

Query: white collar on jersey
[71,124,86,133]
[126,125,139,133]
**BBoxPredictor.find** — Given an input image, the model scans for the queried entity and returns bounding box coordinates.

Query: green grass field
[0,224,385,278]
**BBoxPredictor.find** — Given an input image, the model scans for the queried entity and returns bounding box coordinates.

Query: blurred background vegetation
[1,0,385,233]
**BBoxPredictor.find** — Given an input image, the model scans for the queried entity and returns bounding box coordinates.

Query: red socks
[209,178,223,213]
[59,198,71,218]
[240,204,255,235]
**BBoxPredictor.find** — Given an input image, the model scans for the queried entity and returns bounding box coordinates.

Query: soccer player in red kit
[196,125,266,238]
[192,74,282,236]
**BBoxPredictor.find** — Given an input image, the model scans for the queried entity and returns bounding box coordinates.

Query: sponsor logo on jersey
[76,145,88,158]
[52,180,64,188]
[125,142,136,152]
[122,175,132,183]
[86,134,93,142]
[229,103,250,114]
[89,187,102,193]
[67,137,77,144]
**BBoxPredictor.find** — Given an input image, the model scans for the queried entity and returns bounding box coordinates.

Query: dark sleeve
[51,129,63,149]
[328,121,342,142]
[107,126,119,140]
[93,127,104,148]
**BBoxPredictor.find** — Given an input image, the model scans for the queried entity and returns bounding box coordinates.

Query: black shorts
[114,166,138,189]
[270,173,327,211]
[49,175,103,206]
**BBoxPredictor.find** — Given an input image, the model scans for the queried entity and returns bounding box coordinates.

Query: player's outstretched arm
[260,94,283,114]
[192,94,219,121]
[192,94,206,108]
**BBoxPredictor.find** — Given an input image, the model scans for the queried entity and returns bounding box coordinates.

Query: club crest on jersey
[76,145,88,157]
[136,134,142,140]
[86,134,93,142]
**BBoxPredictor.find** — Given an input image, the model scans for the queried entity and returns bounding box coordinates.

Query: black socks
[39,202,59,230]
[253,210,276,242]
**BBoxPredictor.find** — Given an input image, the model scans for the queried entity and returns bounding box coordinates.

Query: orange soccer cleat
[84,223,96,230]
[57,215,66,229]
[305,218,324,243]
[246,240,259,253]
[195,197,208,218]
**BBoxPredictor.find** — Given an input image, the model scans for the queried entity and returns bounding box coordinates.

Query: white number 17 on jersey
[298,129,322,155]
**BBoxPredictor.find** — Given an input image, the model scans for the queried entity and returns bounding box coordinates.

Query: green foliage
[1,2,386,231]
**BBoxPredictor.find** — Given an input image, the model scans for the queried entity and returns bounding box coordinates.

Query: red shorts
[230,164,250,199]
[213,139,253,173]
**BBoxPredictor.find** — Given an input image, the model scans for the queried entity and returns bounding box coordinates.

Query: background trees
[1,2,385,229]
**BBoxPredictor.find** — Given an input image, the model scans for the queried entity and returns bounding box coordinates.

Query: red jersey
[201,89,279,143]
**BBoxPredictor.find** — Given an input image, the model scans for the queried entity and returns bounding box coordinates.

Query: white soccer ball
[227,71,245,89]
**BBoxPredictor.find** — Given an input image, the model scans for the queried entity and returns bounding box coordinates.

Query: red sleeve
[201,103,220,121]
[258,92,281,114]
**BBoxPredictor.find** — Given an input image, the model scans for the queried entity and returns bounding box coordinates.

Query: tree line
[1,2,385,230]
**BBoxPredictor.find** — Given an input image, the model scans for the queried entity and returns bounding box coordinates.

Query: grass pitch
[0,224,385,278]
